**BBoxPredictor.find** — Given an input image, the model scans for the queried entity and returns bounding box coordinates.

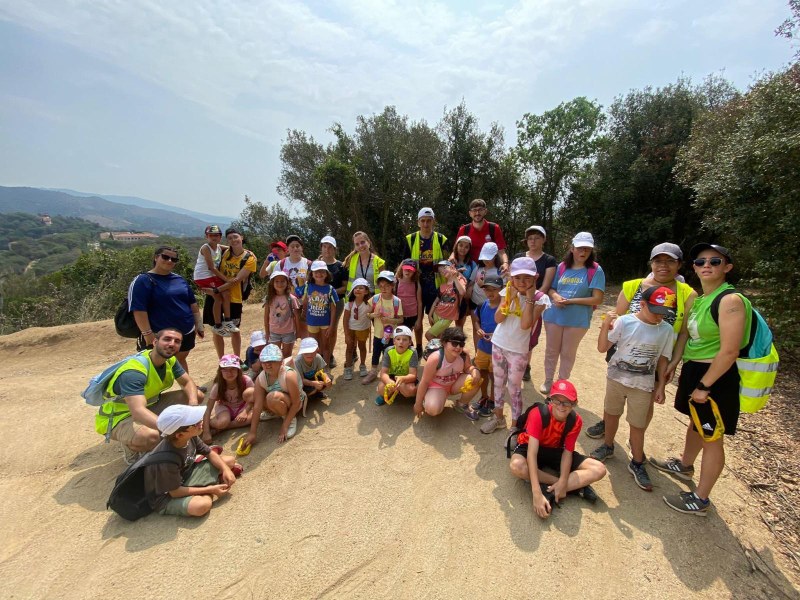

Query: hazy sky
[0,1,794,218]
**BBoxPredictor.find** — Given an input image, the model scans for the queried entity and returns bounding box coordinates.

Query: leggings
[543,322,589,384]
[492,346,528,421]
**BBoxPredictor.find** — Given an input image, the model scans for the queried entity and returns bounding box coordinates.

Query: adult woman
[320,235,346,367]
[651,244,749,516]
[130,245,203,372]
[586,242,697,440]
[343,231,386,295]
[541,232,606,392]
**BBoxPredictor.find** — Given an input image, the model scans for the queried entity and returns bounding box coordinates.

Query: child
[591,285,677,491]
[469,275,503,417]
[508,380,607,519]
[144,404,242,518]
[304,260,339,370]
[452,235,478,329]
[193,224,236,336]
[481,257,551,435]
[469,242,504,350]
[294,337,331,402]
[264,270,300,359]
[362,271,404,384]
[244,330,267,379]
[395,260,424,350]
[426,261,466,341]
[414,327,482,419]
[202,354,255,441]
[375,325,419,406]
[343,277,372,380]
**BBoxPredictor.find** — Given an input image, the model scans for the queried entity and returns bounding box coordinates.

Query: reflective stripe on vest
[737,343,779,414]
[406,232,447,287]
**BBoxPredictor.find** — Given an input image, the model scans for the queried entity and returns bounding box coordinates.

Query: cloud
[630,18,677,46]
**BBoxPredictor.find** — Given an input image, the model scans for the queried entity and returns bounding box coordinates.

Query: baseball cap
[572,232,594,248]
[393,325,412,339]
[270,241,288,251]
[157,405,206,436]
[297,337,319,355]
[642,286,678,317]
[483,275,504,288]
[509,256,538,277]
[525,225,546,238]
[478,242,498,261]
[219,354,242,369]
[689,243,732,263]
[259,344,283,363]
[285,234,302,246]
[418,207,435,219]
[455,235,472,246]
[320,235,337,248]
[377,270,396,283]
[205,225,222,235]
[351,277,370,289]
[401,260,417,272]
[549,380,578,403]
[650,242,683,261]
[269,270,289,281]
[310,260,329,272]
[436,260,452,268]
[250,330,267,348]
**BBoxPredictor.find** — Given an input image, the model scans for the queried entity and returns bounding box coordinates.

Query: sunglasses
[448,340,465,348]
[693,257,723,267]
[550,398,575,408]
[159,254,179,263]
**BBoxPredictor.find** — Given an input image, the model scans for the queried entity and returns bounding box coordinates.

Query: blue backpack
[82,353,150,407]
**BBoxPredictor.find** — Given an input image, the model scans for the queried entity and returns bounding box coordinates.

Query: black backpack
[114,273,156,338]
[222,249,254,301]
[505,402,578,458]
[107,450,183,521]
[462,222,496,240]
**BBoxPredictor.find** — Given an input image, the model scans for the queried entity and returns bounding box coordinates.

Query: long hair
[342,231,374,264]
[213,367,246,404]
[266,273,290,305]
[563,248,597,268]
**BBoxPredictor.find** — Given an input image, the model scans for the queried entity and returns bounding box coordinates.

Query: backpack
[371,294,400,318]
[710,289,780,413]
[462,222,496,240]
[114,273,156,338]
[505,402,577,458]
[223,249,254,301]
[107,450,183,521]
[82,353,150,407]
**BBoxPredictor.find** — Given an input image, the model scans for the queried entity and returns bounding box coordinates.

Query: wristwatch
[696,381,711,392]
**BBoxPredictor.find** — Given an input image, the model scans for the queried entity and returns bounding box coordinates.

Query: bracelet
[141,329,152,336]
[525,298,536,305]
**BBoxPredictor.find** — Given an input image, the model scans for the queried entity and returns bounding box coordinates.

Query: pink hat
[510,256,538,277]
[219,354,242,369]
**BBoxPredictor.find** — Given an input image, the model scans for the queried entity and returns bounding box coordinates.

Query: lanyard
[359,253,372,280]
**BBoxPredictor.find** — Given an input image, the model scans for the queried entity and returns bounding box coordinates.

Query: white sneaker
[359,363,368,377]
[223,321,240,333]
[480,414,507,434]
[212,325,231,338]
[286,417,298,439]
[343,367,353,380]
[539,381,552,395]
[260,410,278,421]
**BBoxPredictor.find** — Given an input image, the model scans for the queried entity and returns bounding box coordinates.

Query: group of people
[100,198,751,521]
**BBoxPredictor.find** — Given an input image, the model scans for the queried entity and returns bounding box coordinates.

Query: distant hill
[0,187,228,237]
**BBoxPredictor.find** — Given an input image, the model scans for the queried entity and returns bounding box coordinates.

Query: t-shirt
[543,265,606,329]
[456,221,507,262]
[326,260,346,294]
[381,347,419,375]
[518,404,583,452]
[293,354,327,381]
[305,284,339,327]
[512,252,558,291]
[396,280,419,317]
[278,257,311,296]
[143,436,211,511]
[431,351,466,389]
[434,280,462,321]
[129,272,197,335]
[469,265,501,306]
[268,294,299,335]
[111,360,186,397]
[491,291,551,354]
[371,294,403,335]
[607,314,675,391]
[219,250,257,304]
[210,374,254,408]
[345,300,371,331]
[474,300,500,354]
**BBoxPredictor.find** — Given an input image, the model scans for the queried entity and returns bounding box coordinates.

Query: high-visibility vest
[406,231,447,287]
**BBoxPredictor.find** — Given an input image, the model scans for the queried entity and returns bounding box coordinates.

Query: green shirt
[684,283,751,361]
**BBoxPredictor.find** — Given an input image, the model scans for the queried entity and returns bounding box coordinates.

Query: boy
[591,286,677,491]
[363,271,404,384]
[244,330,267,379]
[192,224,236,337]
[375,325,419,406]
[294,337,331,400]
[426,261,467,341]
[470,275,503,416]
[144,404,241,518]
[509,380,607,519]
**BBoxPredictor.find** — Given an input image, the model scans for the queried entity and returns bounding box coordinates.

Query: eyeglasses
[159,254,179,263]
[651,259,679,267]
[550,398,575,408]
[693,257,723,267]
[448,340,465,348]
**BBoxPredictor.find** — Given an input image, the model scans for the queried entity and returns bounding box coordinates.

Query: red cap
[550,380,578,403]
[642,285,677,317]
[271,241,288,251]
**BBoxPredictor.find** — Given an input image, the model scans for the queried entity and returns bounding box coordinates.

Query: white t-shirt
[345,300,371,331]
[278,257,310,294]
[607,313,675,391]
[469,266,501,306]
[193,243,222,280]
[491,291,551,354]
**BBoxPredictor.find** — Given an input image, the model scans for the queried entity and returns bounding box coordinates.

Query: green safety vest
[387,347,414,377]
[346,253,386,294]
[406,231,447,287]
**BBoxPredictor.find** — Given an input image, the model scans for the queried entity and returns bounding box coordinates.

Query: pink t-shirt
[396,280,418,317]
[431,351,465,390]
[434,280,461,321]
[269,294,299,335]
[210,374,254,408]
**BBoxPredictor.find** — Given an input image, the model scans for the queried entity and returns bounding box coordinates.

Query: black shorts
[513,444,587,473]
[675,360,740,436]
[421,287,437,315]
[457,298,469,320]
[203,297,243,327]
[402,315,418,329]
[136,329,196,353]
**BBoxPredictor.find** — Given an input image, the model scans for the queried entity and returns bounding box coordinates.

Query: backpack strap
[559,411,577,449]
[437,347,445,370]
[488,222,496,240]
[710,288,757,357]
[710,288,737,324]
[557,262,565,280]
[463,224,471,236]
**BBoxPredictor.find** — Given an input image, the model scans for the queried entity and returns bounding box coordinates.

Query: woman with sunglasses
[130,246,203,372]
[650,243,750,516]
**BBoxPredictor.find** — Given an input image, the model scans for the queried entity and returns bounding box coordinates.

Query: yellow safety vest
[346,253,386,294]
[406,231,448,287]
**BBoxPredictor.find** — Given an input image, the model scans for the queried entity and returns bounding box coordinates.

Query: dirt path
[0,306,797,599]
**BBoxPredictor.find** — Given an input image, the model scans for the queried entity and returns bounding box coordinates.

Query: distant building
[39,214,52,226]
[99,232,111,240]
[108,231,159,242]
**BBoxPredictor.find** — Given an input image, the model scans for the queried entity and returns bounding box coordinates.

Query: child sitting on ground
[144,404,242,518]
[469,275,503,417]
[202,354,255,442]
[294,337,332,401]
[375,325,419,406]
[193,224,237,337]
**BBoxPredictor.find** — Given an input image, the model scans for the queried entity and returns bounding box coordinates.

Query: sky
[0,0,794,218]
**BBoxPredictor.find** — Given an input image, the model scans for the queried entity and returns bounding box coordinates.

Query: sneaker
[231,463,244,478]
[663,491,709,516]
[649,457,695,481]
[223,320,240,333]
[212,325,231,338]
[375,395,386,406]
[590,444,615,462]
[330,356,338,368]
[122,446,142,466]
[260,410,279,421]
[362,370,377,384]
[480,413,507,434]
[577,485,598,504]
[478,399,495,418]
[453,402,480,421]
[539,482,557,507]
[539,381,552,395]
[522,365,531,382]
[209,445,223,455]
[286,417,298,439]
[359,363,368,377]
[628,460,653,491]
[343,367,353,381]
[585,420,606,439]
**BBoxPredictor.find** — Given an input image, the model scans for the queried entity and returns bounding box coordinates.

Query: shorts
[402,316,418,330]
[513,444,587,473]
[351,329,370,342]
[603,378,652,429]
[269,331,296,345]
[474,348,493,372]
[458,298,469,320]
[216,402,247,420]
[675,360,740,436]
[307,324,329,334]
[110,417,147,447]
[137,329,196,353]
[428,315,452,338]
[194,276,225,288]
[158,460,220,516]
[203,297,243,327]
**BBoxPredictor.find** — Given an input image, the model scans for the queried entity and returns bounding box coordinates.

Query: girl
[304,261,339,370]
[469,242,504,350]
[343,231,386,295]
[343,278,372,380]
[541,232,606,394]
[453,235,478,330]
[395,259,424,349]
[201,354,255,442]
[426,261,466,341]
[414,327,481,419]
[362,271,403,384]
[320,235,346,368]
[193,225,235,336]
[263,270,300,358]
[481,257,551,435]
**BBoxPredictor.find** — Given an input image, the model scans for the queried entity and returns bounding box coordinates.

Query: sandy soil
[0,305,798,600]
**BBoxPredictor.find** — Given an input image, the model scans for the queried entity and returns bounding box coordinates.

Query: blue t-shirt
[474,300,499,354]
[129,273,196,335]
[543,264,606,329]
[305,283,340,327]
[456,260,478,285]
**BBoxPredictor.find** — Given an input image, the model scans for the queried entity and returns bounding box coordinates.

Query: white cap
[393,325,412,338]
[377,270,395,283]
[455,235,472,246]
[572,232,594,248]
[351,277,369,289]
[510,256,538,277]
[478,242,498,261]
[310,260,328,272]
[525,225,546,238]
[157,405,206,436]
[250,330,267,348]
[320,235,337,248]
[418,207,435,219]
[297,337,319,355]
[270,270,289,281]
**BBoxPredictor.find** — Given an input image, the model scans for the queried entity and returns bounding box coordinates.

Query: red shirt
[517,404,582,452]
[456,221,506,262]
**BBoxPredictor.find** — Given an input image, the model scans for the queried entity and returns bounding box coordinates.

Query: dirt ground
[0,301,798,600]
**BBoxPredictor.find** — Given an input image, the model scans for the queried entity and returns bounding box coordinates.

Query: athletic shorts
[675,360,740,436]
[603,378,652,429]
[194,276,225,288]
[402,316,418,329]
[428,315,452,338]
[307,324,329,334]
[474,348,493,372]
[513,444,587,473]
[350,329,370,342]
[158,460,220,516]
[203,298,243,327]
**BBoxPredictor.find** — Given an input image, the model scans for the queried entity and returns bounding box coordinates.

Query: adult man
[455,198,509,269]
[95,328,200,463]
[402,207,450,317]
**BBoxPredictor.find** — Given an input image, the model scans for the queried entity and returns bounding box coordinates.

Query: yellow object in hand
[314,369,331,384]
[235,438,252,456]
[383,382,400,405]
[499,281,522,317]
[460,375,476,394]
